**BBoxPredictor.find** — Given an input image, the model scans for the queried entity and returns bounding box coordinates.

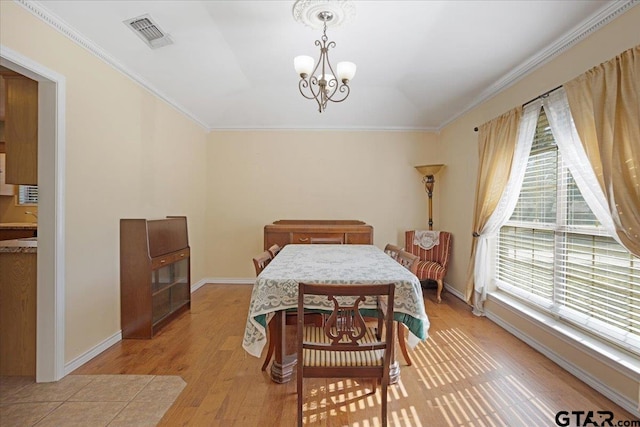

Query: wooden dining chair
[297,282,395,427]
[256,248,322,371]
[252,250,272,276]
[384,243,402,261]
[267,243,282,258]
[397,249,419,275]
[253,250,276,370]
[396,249,419,367]
[309,236,344,244]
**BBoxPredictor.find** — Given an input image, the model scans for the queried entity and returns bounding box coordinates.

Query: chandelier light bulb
[316,74,336,87]
[337,61,356,82]
[294,55,314,77]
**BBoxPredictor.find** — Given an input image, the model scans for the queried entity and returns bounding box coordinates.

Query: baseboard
[192,277,253,292]
[443,281,465,301]
[64,330,122,375]
[486,294,640,418]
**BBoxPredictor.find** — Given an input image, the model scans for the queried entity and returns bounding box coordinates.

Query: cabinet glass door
[151,258,189,325]
[170,258,190,311]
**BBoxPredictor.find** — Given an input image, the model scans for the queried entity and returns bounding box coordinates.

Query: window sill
[486,290,640,380]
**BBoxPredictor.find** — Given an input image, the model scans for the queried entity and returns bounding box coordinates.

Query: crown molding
[439,0,639,131]
[17,0,209,131]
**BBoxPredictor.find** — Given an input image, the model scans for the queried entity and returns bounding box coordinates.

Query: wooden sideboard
[264,220,373,249]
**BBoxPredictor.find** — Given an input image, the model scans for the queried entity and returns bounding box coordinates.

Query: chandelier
[293,5,356,113]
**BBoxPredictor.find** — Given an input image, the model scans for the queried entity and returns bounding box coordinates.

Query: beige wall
[206,130,439,277]
[437,4,640,411]
[1,2,208,362]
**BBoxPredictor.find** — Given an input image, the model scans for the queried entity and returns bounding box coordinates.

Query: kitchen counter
[0,223,38,243]
[0,237,37,253]
[0,222,38,229]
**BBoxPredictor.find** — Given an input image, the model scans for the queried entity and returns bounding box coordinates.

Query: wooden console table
[264,220,373,249]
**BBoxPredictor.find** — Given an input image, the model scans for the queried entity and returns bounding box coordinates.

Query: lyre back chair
[405,230,452,303]
[267,243,282,258]
[253,250,275,370]
[397,249,419,275]
[297,282,395,427]
[256,248,321,372]
[252,250,272,276]
[383,243,402,261]
[395,249,420,366]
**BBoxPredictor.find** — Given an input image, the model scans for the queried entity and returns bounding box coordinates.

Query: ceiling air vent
[123,14,173,49]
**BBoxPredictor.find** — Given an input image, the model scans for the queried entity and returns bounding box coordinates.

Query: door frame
[1,46,66,382]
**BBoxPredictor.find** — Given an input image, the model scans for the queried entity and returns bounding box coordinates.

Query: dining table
[242,244,430,383]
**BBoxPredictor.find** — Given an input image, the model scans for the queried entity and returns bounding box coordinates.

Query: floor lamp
[414,164,444,230]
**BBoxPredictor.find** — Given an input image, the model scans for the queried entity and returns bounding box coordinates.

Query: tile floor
[0,375,186,426]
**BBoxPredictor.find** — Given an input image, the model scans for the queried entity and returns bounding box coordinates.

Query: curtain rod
[473,85,563,132]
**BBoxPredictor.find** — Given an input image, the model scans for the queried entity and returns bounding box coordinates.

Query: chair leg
[261,318,276,371]
[436,279,443,303]
[297,365,303,427]
[397,322,413,366]
[381,378,388,427]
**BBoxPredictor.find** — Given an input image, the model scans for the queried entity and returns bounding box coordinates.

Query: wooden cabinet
[0,153,15,196]
[0,251,37,376]
[120,216,190,339]
[264,220,373,249]
[0,72,38,185]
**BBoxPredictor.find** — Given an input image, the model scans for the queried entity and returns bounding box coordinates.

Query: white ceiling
[27,0,630,131]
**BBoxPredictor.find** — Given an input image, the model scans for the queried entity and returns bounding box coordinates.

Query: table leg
[270,310,296,383]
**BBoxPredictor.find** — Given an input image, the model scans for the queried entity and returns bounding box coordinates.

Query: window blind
[497,108,640,355]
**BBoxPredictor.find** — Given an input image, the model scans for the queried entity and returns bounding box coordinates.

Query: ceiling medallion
[292,0,355,30]
[292,0,357,113]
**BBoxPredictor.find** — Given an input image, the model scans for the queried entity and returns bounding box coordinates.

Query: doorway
[0,47,65,382]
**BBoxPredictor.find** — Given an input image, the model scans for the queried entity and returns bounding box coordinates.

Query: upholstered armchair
[404,230,452,303]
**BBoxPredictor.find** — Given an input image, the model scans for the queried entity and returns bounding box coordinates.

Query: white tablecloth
[242,244,430,357]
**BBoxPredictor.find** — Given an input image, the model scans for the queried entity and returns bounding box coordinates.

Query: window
[496,108,640,355]
[18,185,38,205]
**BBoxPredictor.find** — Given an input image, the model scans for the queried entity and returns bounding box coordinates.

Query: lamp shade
[337,61,356,81]
[415,164,444,176]
[294,55,314,76]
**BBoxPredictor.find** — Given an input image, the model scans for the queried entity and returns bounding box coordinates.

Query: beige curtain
[564,45,640,257]
[465,107,522,307]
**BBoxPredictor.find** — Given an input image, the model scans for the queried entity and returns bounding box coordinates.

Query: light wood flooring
[70,284,635,426]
